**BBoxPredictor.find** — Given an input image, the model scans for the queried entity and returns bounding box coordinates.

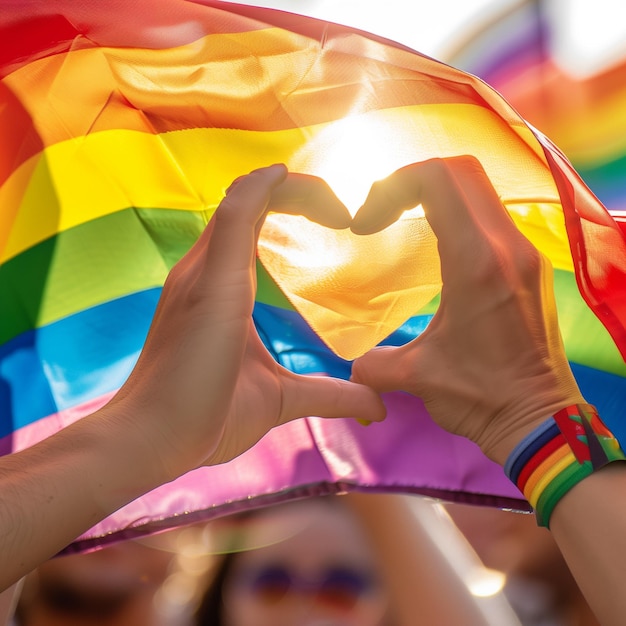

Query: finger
[268,173,351,229]
[350,168,425,235]
[201,163,288,274]
[424,156,518,239]
[281,373,387,424]
[217,163,289,226]
[165,164,288,327]
[224,175,246,195]
[177,165,286,275]
[350,345,413,395]
[351,156,519,247]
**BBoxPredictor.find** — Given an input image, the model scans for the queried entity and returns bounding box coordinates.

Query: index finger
[182,164,288,282]
[268,173,351,229]
[350,156,519,256]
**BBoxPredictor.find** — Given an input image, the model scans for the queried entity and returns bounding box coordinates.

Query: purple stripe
[65,391,526,553]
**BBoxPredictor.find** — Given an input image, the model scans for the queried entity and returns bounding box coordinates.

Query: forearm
[549,463,626,626]
[496,403,626,626]
[0,406,166,591]
[347,493,490,626]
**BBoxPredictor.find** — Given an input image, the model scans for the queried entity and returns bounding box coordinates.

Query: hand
[350,156,584,465]
[106,165,386,479]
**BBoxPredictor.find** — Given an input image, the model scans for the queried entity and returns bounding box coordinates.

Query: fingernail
[357,418,372,427]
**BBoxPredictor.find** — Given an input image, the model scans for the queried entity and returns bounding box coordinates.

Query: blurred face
[17,540,173,626]
[220,500,389,626]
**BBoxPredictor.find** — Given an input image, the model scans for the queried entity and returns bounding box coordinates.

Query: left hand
[106,165,386,479]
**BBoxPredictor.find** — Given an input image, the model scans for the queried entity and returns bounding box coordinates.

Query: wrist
[503,404,626,527]
[87,400,181,496]
[477,383,587,466]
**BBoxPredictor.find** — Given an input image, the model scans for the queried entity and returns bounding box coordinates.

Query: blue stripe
[0,289,160,438]
[253,302,434,377]
[571,362,626,444]
[1,294,625,446]
[504,418,559,484]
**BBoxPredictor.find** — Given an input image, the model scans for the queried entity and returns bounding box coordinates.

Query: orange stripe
[522,443,571,500]
[2,25,528,185]
[494,58,626,163]
[1,106,565,265]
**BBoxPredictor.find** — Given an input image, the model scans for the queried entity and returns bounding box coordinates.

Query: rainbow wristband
[504,404,626,527]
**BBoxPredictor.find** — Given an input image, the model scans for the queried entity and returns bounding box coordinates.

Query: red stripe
[516,434,564,493]
[0,0,263,77]
[1,0,419,79]
[542,139,626,361]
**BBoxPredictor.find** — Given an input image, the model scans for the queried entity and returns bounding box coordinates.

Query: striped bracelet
[504,404,626,527]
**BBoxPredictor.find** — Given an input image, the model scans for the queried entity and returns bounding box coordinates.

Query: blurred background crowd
[8,494,600,625]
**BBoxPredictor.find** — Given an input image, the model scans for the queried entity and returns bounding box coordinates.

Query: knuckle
[466,237,548,295]
[461,242,503,284]
[514,241,547,278]
[215,196,256,227]
[368,179,393,202]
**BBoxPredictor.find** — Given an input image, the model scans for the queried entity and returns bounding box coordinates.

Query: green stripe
[576,151,626,189]
[255,258,295,310]
[552,269,626,377]
[0,207,295,345]
[0,208,203,345]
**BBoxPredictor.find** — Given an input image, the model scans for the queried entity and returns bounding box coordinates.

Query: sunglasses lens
[317,568,371,611]
[39,580,131,618]
[250,566,292,605]
[243,565,374,611]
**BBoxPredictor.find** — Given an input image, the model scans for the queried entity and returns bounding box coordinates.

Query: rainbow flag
[2,0,626,553]
[446,0,626,222]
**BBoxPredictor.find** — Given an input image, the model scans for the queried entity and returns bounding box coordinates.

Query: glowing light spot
[292,111,422,214]
[467,567,507,598]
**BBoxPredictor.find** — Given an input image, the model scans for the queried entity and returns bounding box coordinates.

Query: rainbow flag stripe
[2,0,626,552]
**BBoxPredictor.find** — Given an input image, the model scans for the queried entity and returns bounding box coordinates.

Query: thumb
[281,373,387,424]
[351,345,414,395]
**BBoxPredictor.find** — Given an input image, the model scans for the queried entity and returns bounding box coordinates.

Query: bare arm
[0,166,385,592]
[346,493,509,626]
[0,406,164,590]
[0,582,22,626]
[351,156,626,626]
[549,464,626,625]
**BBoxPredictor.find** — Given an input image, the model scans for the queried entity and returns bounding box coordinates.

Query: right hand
[350,156,585,465]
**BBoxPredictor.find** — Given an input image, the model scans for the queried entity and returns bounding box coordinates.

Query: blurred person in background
[194,496,392,626]
[193,493,495,626]
[11,492,509,626]
[13,540,175,626]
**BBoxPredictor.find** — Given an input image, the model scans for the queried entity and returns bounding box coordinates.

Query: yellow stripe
[1,103,572,270]
[0,127,299,262]
[527,451,576,508]
[522,443,570,498]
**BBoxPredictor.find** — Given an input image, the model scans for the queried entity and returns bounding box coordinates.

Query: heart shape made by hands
[256,156,569,363]
[258,197,441,361]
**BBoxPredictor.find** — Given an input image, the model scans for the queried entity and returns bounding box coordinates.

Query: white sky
[227,0,516,58]
[228,0,626,76]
